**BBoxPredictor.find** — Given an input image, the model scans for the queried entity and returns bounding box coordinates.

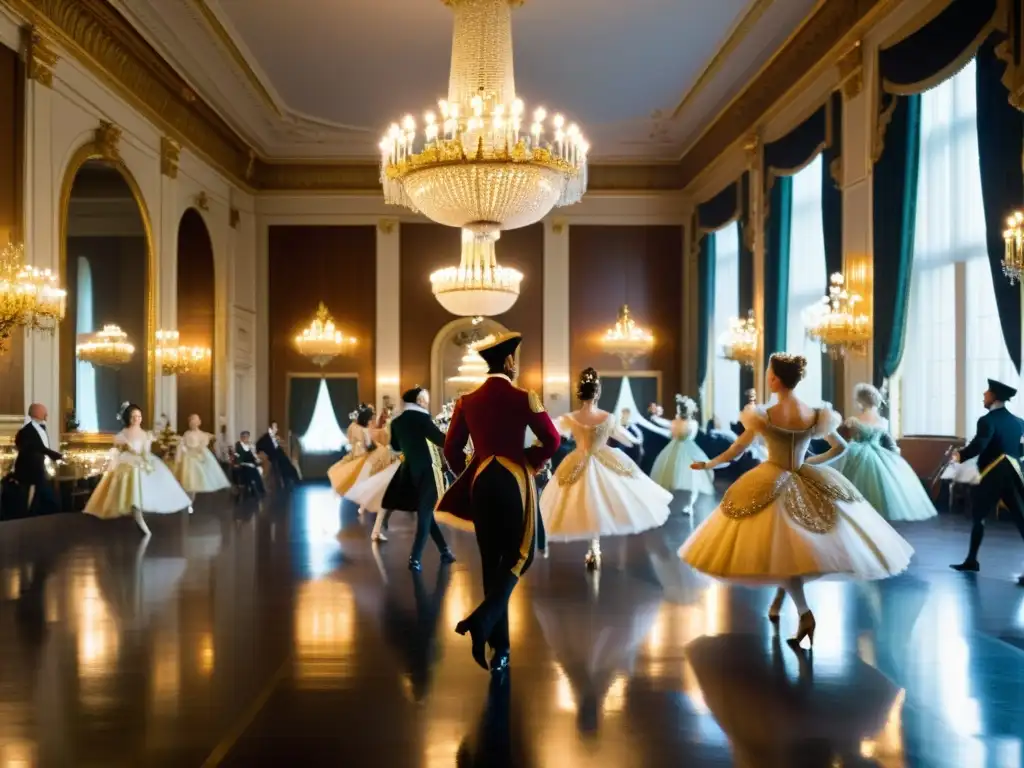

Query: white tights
[780,577,809,615]
[132,507,152,537]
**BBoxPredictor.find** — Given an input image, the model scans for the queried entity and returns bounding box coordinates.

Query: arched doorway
[430,317,508,406]
[176,208,215,433]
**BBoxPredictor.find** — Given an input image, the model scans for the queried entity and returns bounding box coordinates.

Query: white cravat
[31,420,49,449]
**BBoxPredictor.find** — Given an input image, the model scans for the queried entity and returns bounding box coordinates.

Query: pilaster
[375,219,400,409]
[157,168,178,426]
[543,218,571,416]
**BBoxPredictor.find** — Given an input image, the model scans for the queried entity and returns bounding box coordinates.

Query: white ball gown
[541,413,672,542]
[649,417,715,494]
[173,428,230,494]
[834,417,937,522]
[680,405,913,581]
[84,429,192,518]
[327,422,376,496]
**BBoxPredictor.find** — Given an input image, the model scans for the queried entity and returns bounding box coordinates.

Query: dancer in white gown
[541,368,673,569]
[680,354,913,648]
[84,403,192,536]
[649,394,715,512]
[174,414,230,500]
[345,406,401,542]
[327,404,376,496]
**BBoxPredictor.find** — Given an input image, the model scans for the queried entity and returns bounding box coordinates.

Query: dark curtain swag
[764,177,793,358]
[288,377,321,444]
[737,173,756,402]
[696,235,716,392]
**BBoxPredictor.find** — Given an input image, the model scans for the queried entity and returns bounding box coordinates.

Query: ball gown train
[679,405,913,582]
[173,428,231,494]
[649,417,716,495]
[541,414,672,542]
[85,429,192,518]
[834,418,937,522]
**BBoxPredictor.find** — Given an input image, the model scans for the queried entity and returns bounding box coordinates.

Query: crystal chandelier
[718,310,759,368]
[1003,210,1024,284]
[447,334,493,386]
[601,305,655,369]
[431,228,522,316]
[294,302,356,368]
[804,272,872,359]
[154,330,211,376]
[0,241,66,350]
[76,324,134,368]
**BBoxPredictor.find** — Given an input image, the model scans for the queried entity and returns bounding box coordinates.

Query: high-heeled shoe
[584,550,601,571]
[440,548,456,565]
[455,617,488,671]
[787,610,816,649]
[767,588,785,624]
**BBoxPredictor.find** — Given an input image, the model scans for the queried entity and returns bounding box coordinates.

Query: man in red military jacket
[435,331,560,676]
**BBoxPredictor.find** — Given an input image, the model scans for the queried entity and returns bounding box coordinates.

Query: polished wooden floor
[0,484,1022,766]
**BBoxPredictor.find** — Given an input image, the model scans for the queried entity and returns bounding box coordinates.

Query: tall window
[75,256,99,433]
[902,59,1018,435]
[786,155,827,405]
[299,379,347,453]
[712,222,740,427]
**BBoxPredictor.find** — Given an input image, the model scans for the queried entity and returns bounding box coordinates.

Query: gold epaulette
[528,389,545,413]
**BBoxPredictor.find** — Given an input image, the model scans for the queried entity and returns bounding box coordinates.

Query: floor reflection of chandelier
[1003,210,1024,284]
[804,272,871,359]
[0,241,66,350]
[155,330,211,376]
[294,302,356,368]
[76,324,134,368]
[718,310,758,368]
[431,228,522,316]
[601,305,654,369]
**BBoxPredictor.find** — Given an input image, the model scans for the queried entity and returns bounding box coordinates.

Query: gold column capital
[195,191,210,211]
[160,136,180,179]
[837,41,863,100]
[95,120,122,160]
[24,26,58,88]
[549,218,567,234]
[376,218,397,235]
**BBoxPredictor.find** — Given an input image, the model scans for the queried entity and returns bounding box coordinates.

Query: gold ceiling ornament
[25,27,59,88]
[76,324,134,368]
[718,309,759,368]
[160,136,180,179]
[803,272,871,359]
[95,120,122,160]
[1003,210,1024,284]
[601,305,655,369]
[431,226,522,316]
[154,329,211,376]
[0,241,66,351]
[380,0,588,234]
[294,302,357,368]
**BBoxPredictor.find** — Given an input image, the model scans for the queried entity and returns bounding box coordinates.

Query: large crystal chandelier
[804,272,871,359]
[0,241,66,351]
[76,324,134,368]
[601,305,654,369]
[431,228,522,316]
[1003,210,1024,284]
[718,310,759,368]
[154,330,211,376]
[294,302,356,368]
[447,333,493,386]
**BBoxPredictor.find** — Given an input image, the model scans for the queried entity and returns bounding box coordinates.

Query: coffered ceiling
[111,0,821,162]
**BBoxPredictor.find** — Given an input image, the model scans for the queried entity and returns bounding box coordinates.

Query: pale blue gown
[836,418,937,522]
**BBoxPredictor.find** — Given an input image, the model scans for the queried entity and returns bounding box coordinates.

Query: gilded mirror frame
[58,125,156,439]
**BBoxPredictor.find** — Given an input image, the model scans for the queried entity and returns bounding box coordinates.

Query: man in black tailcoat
[951,379,1024,584]
[13,404,63,517]
[256,421,299,489]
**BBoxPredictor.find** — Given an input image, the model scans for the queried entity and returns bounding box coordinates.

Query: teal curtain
[696,234,716,390]
[821,92,844,402]
[763,176,793,359]
[976,39,1023,372]
[737,174,755,404]
[872,94,921,387]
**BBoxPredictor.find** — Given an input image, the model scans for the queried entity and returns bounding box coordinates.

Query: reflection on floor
[0,484,1021,766]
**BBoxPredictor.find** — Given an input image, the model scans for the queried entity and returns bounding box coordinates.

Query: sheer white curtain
[902,59,1018,436]
[712,222,740,427]
[299,379,347,453]
[75,256,99,432]
[786,155,827,405]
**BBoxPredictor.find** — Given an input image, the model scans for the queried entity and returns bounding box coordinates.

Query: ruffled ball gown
[541,413,672,543]
[680,405,913,581]
[345,425,402,514]
[173,428,230,494]
[327,422,375,496]
[650,417,715,496]
[835,418,937,522]
[85,429,192,518]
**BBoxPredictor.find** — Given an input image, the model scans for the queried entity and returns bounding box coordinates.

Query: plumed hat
[987,379,1017,402]
[476,332,522,372]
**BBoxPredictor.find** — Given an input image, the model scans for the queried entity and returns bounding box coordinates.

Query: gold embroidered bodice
[719,406,862,534]
[553,414,637,487]
[346,423,371,458]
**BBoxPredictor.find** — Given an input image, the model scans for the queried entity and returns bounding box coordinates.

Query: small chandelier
[0,241,66,351]
[804,272,871,359]
[447,334,493,387]
[294,302,356,368]
[431,228,522,316]
[155,330,211,376]
[601,305,654,369]
[719,310,759,368]
[76,324,134,368]
[380,0,587,234]
[1003,210,1024,284]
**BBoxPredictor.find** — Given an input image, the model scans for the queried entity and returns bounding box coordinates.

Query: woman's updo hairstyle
[352,403,375,427]
[768,353,807,390]
[576,367,600,401]
[120,402,142,427]
[854,382,885,409]
[675,394,697,418]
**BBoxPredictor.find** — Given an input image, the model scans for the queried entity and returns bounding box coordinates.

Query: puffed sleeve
[813,403,843,437]
[738,405,768,435]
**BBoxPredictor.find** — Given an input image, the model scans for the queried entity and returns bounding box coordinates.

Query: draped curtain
[288,377,321,446]
[325,377,359,433]
[764,178,792,358]
[736,173,756,401]
[75,256,99,433]
[713,223,741,426]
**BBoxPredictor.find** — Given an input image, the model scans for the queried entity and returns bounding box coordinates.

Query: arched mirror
[431,317,508,405]
[60,157,153,434]
[176,208,215,433]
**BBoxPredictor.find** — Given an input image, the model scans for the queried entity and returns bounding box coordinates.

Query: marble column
[542,218,571,416]
[375,219,400,409]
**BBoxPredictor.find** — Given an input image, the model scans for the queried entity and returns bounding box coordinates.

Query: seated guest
[256,421,300,489]
[234,431,265,497]
[14,404,64,516]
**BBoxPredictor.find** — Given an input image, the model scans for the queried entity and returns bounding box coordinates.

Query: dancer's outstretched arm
[691,429,756,470]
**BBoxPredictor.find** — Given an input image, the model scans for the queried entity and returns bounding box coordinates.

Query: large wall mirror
[60,156,153,434]
[176,208,215,433]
